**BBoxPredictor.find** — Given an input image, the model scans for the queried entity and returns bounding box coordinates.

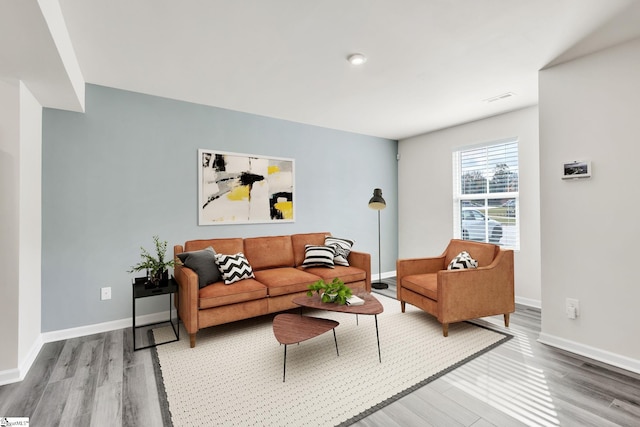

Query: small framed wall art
[199,149,295,225]
[562,160,591,179]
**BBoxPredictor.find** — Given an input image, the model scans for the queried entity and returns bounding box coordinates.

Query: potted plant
[307,278,352,305]
[128,235,175,287]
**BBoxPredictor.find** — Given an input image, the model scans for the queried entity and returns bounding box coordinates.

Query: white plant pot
[322,292,338,302]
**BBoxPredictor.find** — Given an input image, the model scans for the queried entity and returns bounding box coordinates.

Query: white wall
[0,79,20,375]
[398,106,541,306]
[18,82,42,365]
[0,80,43,384]
[539,38,640,371]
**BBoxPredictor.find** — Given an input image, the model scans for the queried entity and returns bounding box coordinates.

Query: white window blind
[452,139,519,250]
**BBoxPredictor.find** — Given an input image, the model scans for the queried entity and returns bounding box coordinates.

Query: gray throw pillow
[177,246,221,288]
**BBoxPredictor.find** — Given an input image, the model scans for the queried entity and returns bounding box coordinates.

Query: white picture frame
[198,149,295,225]
[562,160,591,179]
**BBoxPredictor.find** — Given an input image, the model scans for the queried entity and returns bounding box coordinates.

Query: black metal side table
[132,277,180,351]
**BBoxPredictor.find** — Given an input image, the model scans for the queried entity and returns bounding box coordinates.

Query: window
[453,139,519,250]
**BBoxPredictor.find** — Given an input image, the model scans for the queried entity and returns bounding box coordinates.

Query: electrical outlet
[566,298,579,319]
[101,287,111,301]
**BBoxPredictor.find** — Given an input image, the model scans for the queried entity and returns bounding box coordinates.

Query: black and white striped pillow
[301,245,335,268]
[214,252,255,284]
[325,236,354,266]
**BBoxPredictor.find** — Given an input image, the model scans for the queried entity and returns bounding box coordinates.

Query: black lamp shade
[368,188,386,210]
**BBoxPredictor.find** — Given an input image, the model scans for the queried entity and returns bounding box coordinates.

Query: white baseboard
[0,335,44,386]
[0,368,21,386]
[515,296,541,309]
[377,270,396,281]
[0,311,172,386]
[41,310,171,343]
[538,332,640,375]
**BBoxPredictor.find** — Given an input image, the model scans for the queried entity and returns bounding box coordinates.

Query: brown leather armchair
[396,239,514,336]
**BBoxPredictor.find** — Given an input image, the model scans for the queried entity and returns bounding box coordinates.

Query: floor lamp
[368,188,388,290]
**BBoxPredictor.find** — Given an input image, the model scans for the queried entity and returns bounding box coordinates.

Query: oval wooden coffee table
[292,289,384,362]
[272,313,339,382]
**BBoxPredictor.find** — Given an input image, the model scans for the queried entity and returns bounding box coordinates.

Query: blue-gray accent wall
[42,84,398,332]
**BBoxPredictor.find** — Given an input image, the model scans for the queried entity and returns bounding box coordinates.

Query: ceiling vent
[484,92,515,103]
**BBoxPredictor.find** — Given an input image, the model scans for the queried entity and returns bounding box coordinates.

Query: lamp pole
[369,188,388,290]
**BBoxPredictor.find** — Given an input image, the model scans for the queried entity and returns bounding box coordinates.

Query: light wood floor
[1,282,639,426]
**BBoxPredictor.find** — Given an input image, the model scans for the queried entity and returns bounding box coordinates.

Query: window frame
[452,138,520,250]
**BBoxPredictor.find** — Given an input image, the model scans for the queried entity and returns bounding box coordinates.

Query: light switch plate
[101,287,112,300]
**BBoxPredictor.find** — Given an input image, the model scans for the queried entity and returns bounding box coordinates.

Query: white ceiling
[4,0,640,140]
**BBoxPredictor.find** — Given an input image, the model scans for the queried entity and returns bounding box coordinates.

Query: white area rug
[152,295,510,426]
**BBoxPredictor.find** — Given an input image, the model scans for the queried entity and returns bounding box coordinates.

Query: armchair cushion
[402,274,438,300]
[447,251,478,270]
[444,240,497,267]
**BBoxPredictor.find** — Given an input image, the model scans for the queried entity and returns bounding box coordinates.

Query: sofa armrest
[347,250,372,292]
[173,245,199,339]
[436,249,515,323]
[396,256,446,283]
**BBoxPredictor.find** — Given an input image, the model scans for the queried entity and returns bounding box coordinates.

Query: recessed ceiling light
[347,53,367,65]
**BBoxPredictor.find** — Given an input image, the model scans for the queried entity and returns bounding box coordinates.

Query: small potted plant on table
[128,235,175,288]
[307,278,352,305]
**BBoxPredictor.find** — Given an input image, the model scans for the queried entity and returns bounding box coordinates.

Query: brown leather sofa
[174,232,371,347]
[396,239,514,336]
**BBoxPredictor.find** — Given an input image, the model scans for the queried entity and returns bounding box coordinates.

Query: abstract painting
[198,149,295,225]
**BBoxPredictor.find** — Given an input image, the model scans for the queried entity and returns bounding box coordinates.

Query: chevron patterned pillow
[324,236,355,266]
[447,251,478,270]
[214,252,255,284]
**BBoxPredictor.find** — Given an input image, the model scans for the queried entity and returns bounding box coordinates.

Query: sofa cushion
[243,235,295,271]
[215,252,255,284]
[198,278,267,309]
[253,267,322,297]
[184,237,244,254]
[301,245,335,268]
[447,251,478,270]
[298,265,366,285]
[176,246,221,288]
[291,232,331,266]
[402,273,438,300]
[325,236,354,266]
